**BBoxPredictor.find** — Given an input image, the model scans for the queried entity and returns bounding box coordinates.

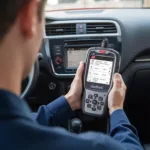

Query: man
[0,0,143,150]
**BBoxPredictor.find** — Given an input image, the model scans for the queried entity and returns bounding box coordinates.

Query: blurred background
[46,0,150,11]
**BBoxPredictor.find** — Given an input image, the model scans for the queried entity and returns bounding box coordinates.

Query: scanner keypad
[84,90,107,115]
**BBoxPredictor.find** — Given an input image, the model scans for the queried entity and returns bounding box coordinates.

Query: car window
[46,0,148,11]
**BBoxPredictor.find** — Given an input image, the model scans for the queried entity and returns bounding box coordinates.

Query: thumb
[112,73,121,90]
[75,61,84,79]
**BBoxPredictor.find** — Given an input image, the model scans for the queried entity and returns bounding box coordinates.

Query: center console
[44,20,122,77]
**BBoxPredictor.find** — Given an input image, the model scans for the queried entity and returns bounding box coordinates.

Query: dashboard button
[92,100,97,105]
[53,45,62,55]
[79,29,83,34]
[92,107,96,111]
[53,52,62,56]
[87,104,91,108]
[55,56,63,65]
[54,45,62,51]
[56,66,62,70]
[79,24,83,29]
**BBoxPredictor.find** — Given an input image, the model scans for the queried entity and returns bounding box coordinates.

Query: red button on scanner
[91,56,95,59]
[100,50,106,54]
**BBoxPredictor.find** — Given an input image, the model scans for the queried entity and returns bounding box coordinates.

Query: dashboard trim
[135,58,150,62]
[21,65,35,99]
[51,60,76,77]
[44,34,121,40]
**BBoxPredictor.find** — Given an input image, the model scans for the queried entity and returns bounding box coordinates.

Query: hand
[108,73,127,115]
[65,61,84,111]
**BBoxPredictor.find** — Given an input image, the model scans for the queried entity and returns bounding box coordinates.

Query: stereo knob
[55,56,62,65]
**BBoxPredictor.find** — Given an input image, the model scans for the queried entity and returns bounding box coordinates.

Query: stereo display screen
[67,48,88,68]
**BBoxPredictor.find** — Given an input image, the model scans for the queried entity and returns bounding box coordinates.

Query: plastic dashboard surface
[44,9,150,73]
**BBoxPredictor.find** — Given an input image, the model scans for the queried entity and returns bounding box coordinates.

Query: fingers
[75,61,84,80]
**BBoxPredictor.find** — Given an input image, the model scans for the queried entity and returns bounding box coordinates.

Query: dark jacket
[0,90,143,150]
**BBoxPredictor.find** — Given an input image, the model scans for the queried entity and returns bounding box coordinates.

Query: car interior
[21,0,150,149]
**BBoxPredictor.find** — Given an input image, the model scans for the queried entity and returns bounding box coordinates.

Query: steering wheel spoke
[21,59,39,99]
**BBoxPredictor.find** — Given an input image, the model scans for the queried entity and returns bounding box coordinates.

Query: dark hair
[0,0,46,41]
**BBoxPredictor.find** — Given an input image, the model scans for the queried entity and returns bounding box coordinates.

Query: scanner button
[92,100,97,105]
[99,97,103,101]
[87,104,91,108]
[94,94,98,97]
[100,102,104,106]
[88,94,93,99]
[86,99,90,103]
[92,107,96,111]
[97,106,102,110]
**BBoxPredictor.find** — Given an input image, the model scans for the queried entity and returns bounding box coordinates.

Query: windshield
[46,0,148,11]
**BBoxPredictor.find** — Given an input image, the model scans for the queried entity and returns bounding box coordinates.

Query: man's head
[0,0,46,78]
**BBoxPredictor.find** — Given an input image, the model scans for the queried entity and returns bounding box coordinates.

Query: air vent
[86,22,117,34]
[45,24,76,36]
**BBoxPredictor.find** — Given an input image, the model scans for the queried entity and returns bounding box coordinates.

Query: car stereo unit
[47,37,121,77]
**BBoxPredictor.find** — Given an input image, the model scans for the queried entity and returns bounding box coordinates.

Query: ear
[19,0,40,39]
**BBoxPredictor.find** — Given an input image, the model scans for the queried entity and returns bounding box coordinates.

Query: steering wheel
[21,59,39,99]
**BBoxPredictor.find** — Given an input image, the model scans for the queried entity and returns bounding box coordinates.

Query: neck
[0,54,22,96]
[0,42,24,96]
[0,24,29,96]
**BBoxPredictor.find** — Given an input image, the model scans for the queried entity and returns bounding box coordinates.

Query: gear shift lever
[70,118,82,133]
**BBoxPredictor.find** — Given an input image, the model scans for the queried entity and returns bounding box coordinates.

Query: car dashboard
[28,9,150,145]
